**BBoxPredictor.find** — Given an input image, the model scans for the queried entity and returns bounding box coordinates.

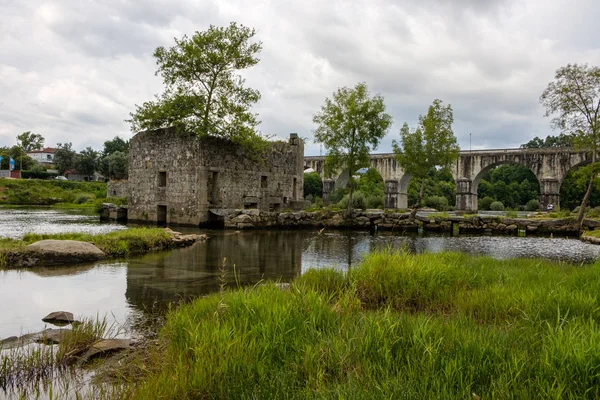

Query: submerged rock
[77,339,134,363]
[0,329,70,349]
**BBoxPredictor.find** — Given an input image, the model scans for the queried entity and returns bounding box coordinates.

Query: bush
[305,194,314,203]
[506,210,518,218]
[425,196,449,211]
[490,201,505,211]
[338,191,367,210]
[314,196,324,209]
[75,193,95,204]
[525,199,540,211]
[367,195,384,209]
[478,196,495,211]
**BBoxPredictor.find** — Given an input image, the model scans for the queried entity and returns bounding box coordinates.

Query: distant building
[27,147,57,164]
[124,127,305,226]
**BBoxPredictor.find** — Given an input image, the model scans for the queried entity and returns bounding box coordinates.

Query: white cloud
[1,0,599,154]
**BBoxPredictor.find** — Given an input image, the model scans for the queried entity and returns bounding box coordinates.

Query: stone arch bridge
[304,148,590,211]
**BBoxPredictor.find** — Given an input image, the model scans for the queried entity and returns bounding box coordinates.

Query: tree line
[0,132,129,181]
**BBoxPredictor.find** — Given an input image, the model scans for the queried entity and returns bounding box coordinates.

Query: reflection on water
[2,228,600,342]
[0,207,126,239]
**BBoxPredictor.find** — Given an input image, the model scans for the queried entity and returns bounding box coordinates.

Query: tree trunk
[409,179,425,221]
[576,170,594,233]
[346,177,354,218]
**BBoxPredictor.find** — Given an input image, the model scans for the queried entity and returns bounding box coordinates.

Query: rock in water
[42,311,76,325]
[78,339,134,363]
[25,240,105,265]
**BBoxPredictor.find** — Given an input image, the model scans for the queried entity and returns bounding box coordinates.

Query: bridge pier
[456,178,477,212]
[322,179,335,205]
[384,179,402,209]
[540,179,560,211]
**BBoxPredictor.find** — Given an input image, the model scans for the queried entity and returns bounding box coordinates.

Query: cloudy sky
[1,0,599,156]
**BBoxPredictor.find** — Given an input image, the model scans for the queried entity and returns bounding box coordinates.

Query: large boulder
[24,240,106,265]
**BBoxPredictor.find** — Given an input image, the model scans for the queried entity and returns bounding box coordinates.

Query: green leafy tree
[303,172,323,199]
[54,142,76,175]
[76,147,99,180]
[127,22,264,151]
[104,151,128,180]
[394,99,459,214]
[313,82,392,215]
[521,133,574,148]
[102,136,129,157]
[16,131,44,170]
[540,63,600,229]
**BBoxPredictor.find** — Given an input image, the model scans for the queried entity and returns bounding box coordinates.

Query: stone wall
[221,209,590,235]
[107,180,129,198]
[127,128,304,225]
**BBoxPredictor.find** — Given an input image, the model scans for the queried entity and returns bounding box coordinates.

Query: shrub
[490,201,505,211]
[338,191,367,210]
[305,194,314,203]
[367,195,384,209]
[75,193,95,204]
[478,196,495,210]
[425,196,449,211]
[525,199,540,211]
[506,210,518,218]
[314,196,324,209]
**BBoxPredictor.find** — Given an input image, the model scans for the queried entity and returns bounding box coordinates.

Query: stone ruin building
[124,127,305,226]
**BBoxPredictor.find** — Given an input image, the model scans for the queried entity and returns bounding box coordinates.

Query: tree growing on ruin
[394,99,459,215]
[127,22,265,151]
[540,63,600,229]
[313,82,392,215]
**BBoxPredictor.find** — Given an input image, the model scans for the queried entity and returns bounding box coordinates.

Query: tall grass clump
[123,251,600,399]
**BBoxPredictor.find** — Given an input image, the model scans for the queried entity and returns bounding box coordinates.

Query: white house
[27,147,57,164]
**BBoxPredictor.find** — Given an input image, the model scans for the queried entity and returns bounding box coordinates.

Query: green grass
[113,251,600,399]
[0,179,107,206]
[0,228,172,268]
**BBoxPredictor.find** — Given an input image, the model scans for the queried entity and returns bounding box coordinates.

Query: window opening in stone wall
[157,205,167,225]
[270,203,281,212]
[261,175,268,188]
[208,171,219,206]
[158,171,167,187]
[245,202,258,209]
[293,178,297,200]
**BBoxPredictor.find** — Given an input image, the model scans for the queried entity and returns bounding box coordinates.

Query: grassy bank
[0,228,172,267]
[119,251,600,399]
[0,179,107,206]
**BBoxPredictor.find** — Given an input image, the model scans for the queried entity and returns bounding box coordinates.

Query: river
[1,207,600,341]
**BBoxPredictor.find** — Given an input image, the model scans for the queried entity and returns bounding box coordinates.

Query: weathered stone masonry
[127,128,304,226]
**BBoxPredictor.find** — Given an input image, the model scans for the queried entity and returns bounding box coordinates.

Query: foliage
[394,99,459,209]
[54,142,77,175]
[477,164,540,209]
[127,22,265,151]
[521,133,574,148]
[20,169,58,180]
[525,199,541,211]
[102,151,128,180]
[0,146,35,171]
[16,131,44,152]
[540,63,600,228]
[337,191,367,210]
[0,179,106,206]
[124,251,600,399]
[102,136,129,157]
[75,146,99,179]
[303,172,323,199]
[313,82,392,214]
[478,196,495,210]
[490,201,505,211]
[407,167,455,207]
[425,195,449,211]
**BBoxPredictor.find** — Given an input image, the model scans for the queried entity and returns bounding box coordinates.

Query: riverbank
[0,228,203,269]
[102,250,600,398]
[0,179,107,206]
[222,209,600,235]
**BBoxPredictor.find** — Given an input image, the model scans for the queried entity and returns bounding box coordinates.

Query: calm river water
[1,207,600,341]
